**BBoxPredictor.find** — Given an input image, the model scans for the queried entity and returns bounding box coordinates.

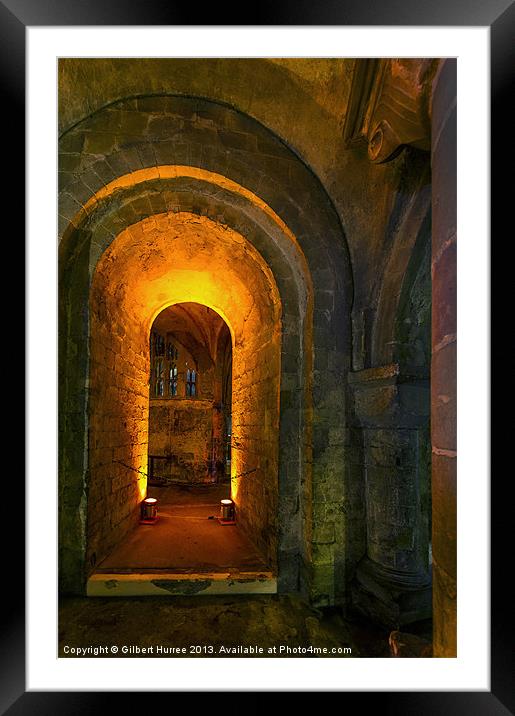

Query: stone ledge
[87,571,277,597]
[348,363,429,387]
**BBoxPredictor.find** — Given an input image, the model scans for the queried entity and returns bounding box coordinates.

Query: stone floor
[95,483,267,573]
[70,483,432,658]
[59,593,400,658]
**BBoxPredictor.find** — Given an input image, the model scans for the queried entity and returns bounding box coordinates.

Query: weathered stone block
[84,132,117,156]
[353,385,399,424]
[312,520,335,545]
[134,96,168,113]
[135,142,157,168]
[432,239,456,347]
[59,153,82,174]
[432,106,457,248]
[59,131,85,154]
[364,428,418,468]
[431,340,456,451]
[310,564,335,606]
[431,452,456,580]
[88,159,117,186]
[58,192,84,221]
[105,151,132,177]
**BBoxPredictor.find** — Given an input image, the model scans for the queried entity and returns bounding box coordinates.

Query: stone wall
[348,365,431,627]
[85,212,283,576]
[431,59,457,657]
[87,275,149,571]
[148,400,219,485]
[346,197,432,627]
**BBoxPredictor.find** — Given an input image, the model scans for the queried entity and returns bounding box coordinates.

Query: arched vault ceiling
[59,58,354,137]
[58,58,356,201]
[153,302,230,365]
[58,57,422,321]
[58,59,431,369]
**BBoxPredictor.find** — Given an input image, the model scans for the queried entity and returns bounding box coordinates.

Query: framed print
[8,0,511,712]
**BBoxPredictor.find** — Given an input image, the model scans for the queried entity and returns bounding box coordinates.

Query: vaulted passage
[88,302,273,585]
[86,212,284,588]
[60,124,350,603]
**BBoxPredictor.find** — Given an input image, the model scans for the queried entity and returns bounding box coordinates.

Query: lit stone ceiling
[152,302,230,365]
[90,211,281,346]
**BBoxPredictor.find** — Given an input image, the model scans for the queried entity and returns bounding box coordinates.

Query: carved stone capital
[348,363,429,428]
[344,59,439,163]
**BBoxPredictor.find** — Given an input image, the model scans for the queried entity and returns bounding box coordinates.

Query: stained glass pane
[169,364,178,396]
[155,334,165,356]
[186,368,197,397]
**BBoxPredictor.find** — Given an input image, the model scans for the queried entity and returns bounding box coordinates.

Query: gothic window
[186,368,197,397]
[153,333,165,357]
[150,330,198,399]
[155,359,164,397]
[169,363,178,396]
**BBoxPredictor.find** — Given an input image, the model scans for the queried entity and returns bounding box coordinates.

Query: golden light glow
[81,163,317,573]
[69,165,310,287]
[230,446,241,502]
[137,478,147,502]
[93,212,281,341]
[89,210,283,567]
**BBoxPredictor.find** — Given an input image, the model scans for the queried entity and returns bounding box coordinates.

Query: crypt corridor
[58,58,456,657]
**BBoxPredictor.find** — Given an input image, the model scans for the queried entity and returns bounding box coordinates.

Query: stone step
[87,571,277,597]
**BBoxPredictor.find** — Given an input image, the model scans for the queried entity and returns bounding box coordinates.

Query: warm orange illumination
[140,497,158,522]
[73,165,315,570]
[73,165,310,284]
[89,210,284,569]
[230,450,241,502]
[220,499,235,522]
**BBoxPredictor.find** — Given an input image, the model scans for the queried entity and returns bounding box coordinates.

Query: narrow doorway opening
[147,302,232,493]
[91,302,271,584]
[145,301,239,566]
[86,212,284,596]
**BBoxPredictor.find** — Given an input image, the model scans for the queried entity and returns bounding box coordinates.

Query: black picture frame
[9,0,511,712]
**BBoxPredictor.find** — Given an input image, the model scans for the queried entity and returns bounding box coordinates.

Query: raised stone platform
[87,484,275,596]
[87,571,277,597]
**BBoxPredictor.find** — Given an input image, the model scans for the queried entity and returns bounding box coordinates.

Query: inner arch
[88,211,282,574]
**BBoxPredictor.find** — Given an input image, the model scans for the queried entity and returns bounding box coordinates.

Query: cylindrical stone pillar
[431,58,457,657]
[349,364,432,627]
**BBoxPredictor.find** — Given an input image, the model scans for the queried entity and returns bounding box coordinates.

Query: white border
[27,27,489,691]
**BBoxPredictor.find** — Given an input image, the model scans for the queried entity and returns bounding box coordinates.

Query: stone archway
[146,301,232,487]
[87,211,283,574]
[59,95,353,604]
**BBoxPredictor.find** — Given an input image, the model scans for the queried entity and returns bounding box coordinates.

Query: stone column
[349,364,432,627]
[431,59,457,657]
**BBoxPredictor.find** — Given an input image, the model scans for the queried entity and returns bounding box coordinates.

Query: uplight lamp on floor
[140,497,158,524]
[219,498,236,525]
